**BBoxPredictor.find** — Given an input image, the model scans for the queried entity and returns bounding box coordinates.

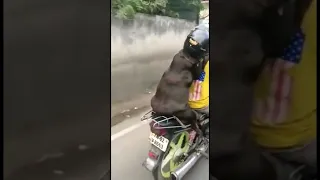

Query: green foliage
[111,0,202,20]
[181,0,204,11]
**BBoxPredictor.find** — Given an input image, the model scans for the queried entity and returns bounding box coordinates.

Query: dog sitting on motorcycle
[151,23,209,135]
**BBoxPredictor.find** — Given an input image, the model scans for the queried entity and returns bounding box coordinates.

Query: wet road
[111,111,209,180]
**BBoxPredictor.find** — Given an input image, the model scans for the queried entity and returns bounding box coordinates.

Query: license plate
[149,133,169,152]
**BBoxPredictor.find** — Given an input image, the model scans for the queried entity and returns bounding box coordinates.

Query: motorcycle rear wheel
[152,131,191,180]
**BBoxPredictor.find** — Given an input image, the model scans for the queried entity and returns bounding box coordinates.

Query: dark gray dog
[151,50,201,125]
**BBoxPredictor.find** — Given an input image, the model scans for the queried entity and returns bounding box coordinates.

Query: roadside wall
[111,14,195,107]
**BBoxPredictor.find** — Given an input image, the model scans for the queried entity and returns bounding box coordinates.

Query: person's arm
[209,0,288,180]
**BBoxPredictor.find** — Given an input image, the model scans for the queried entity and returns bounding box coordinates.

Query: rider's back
[209,0,316,180]
[188,61,209,109]
[251,0,316,148]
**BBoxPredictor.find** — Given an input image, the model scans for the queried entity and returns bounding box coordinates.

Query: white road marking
[36,152,65,163]
[111,120,150,141]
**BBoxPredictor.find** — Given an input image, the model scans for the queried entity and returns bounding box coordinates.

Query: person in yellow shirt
[188,21,210,117]
[252,0,316,175]
[188,59,209,116]
[209,0,316,180]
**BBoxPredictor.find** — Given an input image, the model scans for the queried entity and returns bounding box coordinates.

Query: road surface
[111,111,209,180]
[5,110,208,180]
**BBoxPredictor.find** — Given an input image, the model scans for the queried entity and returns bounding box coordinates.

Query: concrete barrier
[111,14,195,106]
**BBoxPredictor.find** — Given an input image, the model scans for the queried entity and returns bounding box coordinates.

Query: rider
[209,0,316,180]
[251,0,316,176]
[187,23,209,117]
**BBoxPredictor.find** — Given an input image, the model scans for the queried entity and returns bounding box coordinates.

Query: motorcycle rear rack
[141,110,191,130]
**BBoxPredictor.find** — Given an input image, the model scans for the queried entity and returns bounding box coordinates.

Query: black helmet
[183,24,209,60]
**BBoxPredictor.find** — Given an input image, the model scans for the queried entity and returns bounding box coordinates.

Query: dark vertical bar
[3,0,111,179]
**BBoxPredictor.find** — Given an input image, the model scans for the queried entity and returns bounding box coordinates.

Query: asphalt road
[111,111,209,180]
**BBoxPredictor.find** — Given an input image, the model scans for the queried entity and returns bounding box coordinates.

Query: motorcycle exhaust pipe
[171,152,202,180]
[171,143,208,180]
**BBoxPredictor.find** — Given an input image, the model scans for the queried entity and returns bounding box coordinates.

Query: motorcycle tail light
[148,151,159,159]
[149,122,167,136]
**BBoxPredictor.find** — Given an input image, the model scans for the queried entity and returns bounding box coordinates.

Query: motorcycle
[141,110,209,180]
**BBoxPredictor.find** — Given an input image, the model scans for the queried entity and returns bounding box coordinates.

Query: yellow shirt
[251,0,316,148]
[189,61,209,109]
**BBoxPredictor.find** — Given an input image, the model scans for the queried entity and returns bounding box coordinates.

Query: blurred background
[3,0,110,179]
